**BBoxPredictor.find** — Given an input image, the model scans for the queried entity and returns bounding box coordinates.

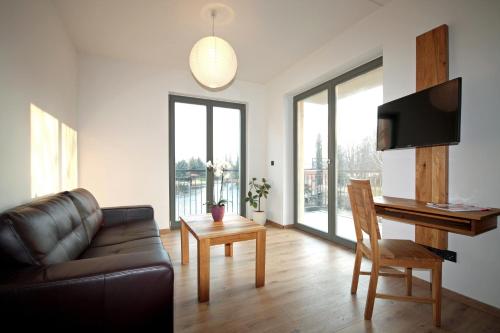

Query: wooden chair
[348,179,443,327]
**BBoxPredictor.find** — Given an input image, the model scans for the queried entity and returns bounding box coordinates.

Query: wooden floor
[161,226,500,333]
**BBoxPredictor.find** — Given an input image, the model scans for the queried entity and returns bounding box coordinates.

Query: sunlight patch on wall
[61,123,78,190]
[31,104,59,198]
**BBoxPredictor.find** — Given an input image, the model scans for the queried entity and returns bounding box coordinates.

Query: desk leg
[197,239,210,302]
[256,230,266,288]
[181,220,189,265]
[225,243,233,257]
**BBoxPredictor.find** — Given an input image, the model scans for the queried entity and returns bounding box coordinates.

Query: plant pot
[252,211,266,225]
[211,205,225,222]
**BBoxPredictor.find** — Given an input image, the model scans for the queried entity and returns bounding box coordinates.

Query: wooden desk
[374,196,500,254]
[374,196,500,236]
[180,214,266,302]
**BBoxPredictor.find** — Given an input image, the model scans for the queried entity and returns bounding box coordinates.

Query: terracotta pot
[211,205,225,222]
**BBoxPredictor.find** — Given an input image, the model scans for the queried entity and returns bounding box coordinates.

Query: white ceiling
[53,0,391,84]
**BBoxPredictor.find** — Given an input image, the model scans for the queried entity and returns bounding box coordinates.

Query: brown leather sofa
[0,188,173,332]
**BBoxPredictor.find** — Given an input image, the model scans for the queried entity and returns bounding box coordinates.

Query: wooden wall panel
[416,25,449,91]
[415,24,449,250]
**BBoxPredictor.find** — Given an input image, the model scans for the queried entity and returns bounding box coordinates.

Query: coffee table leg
[198,238,210,302]
[225,243,233,257]
[181,220,189,265]
[256,230,266,288]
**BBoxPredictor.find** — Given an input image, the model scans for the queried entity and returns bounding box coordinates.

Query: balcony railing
[175,168,380,219]
[304,168,382,211]
[175,169,240,219]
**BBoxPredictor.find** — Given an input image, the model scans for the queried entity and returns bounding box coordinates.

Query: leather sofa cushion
[0,194,88,267]
[90,219,159,247]
[65,188,103,242]
[80,237,164,259]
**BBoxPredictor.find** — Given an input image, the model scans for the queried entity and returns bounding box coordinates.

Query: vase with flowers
[205,160,230,222]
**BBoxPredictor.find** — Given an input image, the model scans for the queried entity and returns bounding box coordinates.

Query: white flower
[207,160,230,177]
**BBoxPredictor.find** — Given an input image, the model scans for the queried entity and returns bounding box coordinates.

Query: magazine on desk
[425,202,490,212]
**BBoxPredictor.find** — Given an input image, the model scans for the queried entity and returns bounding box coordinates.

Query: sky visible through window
[174,102,206,164]
[301,68,383,171]
[301,97,328,170]
[213,106,240,168]
[174,102,240,167]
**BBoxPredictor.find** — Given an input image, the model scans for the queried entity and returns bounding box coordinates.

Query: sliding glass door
[169,95,246,228]
[335,67,383,242]
[294,58,383,246]
[296,88,330,233]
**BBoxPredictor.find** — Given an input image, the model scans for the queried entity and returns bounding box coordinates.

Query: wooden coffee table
[180,214,266,302]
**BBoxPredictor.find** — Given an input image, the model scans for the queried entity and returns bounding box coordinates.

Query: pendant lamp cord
[211,10,215,37]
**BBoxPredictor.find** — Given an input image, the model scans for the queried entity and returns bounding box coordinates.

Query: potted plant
[205,160,230,222]
[245,177,271,225]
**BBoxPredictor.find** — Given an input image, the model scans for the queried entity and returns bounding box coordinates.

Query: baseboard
[265,219,294,229]
[159,228,171,235]
[393,269,500,318]
[444,286,500,318]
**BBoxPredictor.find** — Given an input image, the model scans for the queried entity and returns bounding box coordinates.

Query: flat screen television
[377,77,462,151]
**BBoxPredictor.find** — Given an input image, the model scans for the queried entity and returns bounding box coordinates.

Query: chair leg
[405,267,412,296]
[432,263,442,327]
[351,246,363,294]
[364,262,379,320]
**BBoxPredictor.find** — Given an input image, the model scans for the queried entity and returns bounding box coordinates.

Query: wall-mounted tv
[377,77,462,151]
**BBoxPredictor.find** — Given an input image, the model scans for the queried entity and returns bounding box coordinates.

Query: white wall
[5,0,497,309]
[78,54,267,230]
[0,0,78,211]
[265,0,500,307]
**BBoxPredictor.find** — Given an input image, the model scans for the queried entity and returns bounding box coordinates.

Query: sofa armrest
[102,205,154,227]
[0,250,174,331]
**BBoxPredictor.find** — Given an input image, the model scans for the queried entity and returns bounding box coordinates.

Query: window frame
[293,57,383,248]
[168,94,246,229]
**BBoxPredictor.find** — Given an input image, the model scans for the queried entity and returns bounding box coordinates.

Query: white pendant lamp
[189,8,237,89]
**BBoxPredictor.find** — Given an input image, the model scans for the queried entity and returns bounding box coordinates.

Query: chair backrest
[347,179,380,254]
